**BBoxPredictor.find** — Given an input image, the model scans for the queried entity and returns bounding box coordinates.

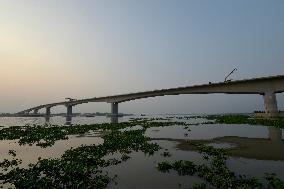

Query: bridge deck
[18,75,284,114]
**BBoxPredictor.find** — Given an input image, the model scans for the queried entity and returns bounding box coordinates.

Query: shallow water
[0,116,122,126]
[0,115,284,188]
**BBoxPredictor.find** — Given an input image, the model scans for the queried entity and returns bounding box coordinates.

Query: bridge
[17,75,284,118]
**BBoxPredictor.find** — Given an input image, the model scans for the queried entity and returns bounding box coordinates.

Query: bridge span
[17,75,284,118]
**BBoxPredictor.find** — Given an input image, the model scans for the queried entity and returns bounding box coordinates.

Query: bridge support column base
[67,105,73,117]
[46,107,51,117]
[268,127,282,142]
[109,102,119,117]
[263,92,278,117]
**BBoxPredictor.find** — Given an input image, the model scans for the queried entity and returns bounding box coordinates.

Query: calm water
[0,115,284,188]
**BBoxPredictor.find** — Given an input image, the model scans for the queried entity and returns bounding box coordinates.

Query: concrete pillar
[268,127,282,142]
[67,105,73,117]
[66,116,72,125]
[263,92,278,117]
[111,117,118,123]
[111,102,118,116]
[46,107,51,117]
[45,116,50,123]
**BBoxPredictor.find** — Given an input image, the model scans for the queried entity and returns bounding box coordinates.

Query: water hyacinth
[0,129,161,188]
[0,120,188,148]
[0,116,283,188]
[207,115,284,128]
[157,142,284,189]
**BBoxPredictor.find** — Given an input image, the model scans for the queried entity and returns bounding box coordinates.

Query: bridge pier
[46,107,51,117]
[66,116,72,125]
[111,102,119,117]
[33,109,39,114]
[268,127,282,142]
[263,92,278,117]
[67,105,73,117]
[45,116,50,123]
[110,117,118,123]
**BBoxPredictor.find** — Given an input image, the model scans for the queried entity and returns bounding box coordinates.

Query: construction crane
[224,68,237,82]
[65,98,77,101]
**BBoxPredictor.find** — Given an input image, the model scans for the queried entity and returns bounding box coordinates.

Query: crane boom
[65,98,77,101]
[225,68,237,82]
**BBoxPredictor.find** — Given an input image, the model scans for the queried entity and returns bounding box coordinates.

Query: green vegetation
[1,115,284,188]
[172,160,196,175]
[157,142,284,189]
[0,120,188,148]
[191,183,209,189]
[161,151,171,157]
[157,161,172,172]
[207,115,284,128]
[265,173,284,189]
[0,130,160,188]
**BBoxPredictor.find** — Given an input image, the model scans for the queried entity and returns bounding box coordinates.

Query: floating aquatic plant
[0,120,188,148]
[157,142,283,189]
[265,173,284,189]
[0,130,161,188]
[161,151,171,157]
[0,116,283,188]
[191,183,209,189]
[207,115,284,128]
[157,161,172,172]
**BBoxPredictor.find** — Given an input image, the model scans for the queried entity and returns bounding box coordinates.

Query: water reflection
[62,116,119,125]
[45,116,50,123]
[268,127,282,142]
[65,116,72,125]
[171,127,284,161]
[1,115,284,187]
[110,117,118,123]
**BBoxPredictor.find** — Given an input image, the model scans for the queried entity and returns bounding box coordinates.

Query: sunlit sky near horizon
[0,0,283,114]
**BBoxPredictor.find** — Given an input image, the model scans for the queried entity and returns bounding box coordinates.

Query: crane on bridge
[65,98,77,101]
[224,68,237,82]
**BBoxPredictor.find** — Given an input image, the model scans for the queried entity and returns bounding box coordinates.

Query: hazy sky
[0,0,283,114]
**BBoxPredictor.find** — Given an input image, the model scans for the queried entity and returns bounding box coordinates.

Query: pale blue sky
[0,0,283,114]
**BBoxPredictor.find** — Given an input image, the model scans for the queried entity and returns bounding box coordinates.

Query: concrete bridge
[17,75,284,118]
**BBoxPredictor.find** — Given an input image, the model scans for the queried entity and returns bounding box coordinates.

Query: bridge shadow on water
[44,116,119,125]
